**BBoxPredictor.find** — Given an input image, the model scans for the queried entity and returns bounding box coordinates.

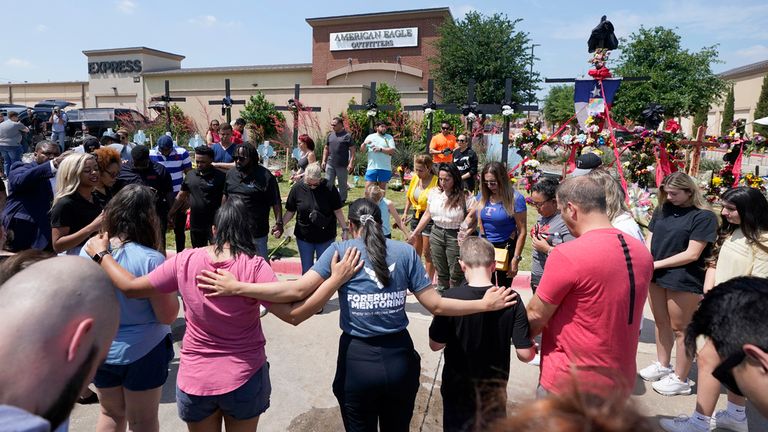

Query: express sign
[88,60,143,74]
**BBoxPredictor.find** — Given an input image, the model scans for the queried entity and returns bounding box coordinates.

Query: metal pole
[528,44,540,119]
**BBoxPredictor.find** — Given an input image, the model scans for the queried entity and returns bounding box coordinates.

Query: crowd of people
[0,114,766,432]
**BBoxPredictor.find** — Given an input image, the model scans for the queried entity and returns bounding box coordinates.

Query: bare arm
[52,212,103,253]
[407,207,432,243]
[429,339,446,351]
[198,267,327,303]
[516,347,537,362]
[168,190,189,218]
[526,294,559,338]
[149,293,180,325]
[413,285,517,316]
[84,234,159,298]
[645,231,653,250]
[282,210,296,226]
[308,152,317,164]
[513,211,527,258]
[212,162,235,171]
[703,266,716,294]
[388,201,410,237]
[654,240,708,270]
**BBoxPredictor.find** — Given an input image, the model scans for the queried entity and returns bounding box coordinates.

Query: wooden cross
[275,84,322,171]
[679,125,718,177]
[403,79,455,152]
[348,81,395,134]
[150,80,186,133]
[208,79,246,124]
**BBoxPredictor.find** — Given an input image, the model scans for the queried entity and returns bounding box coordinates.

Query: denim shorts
[176,362,271,423]
[93,334,174,391]
[364,169,393,183]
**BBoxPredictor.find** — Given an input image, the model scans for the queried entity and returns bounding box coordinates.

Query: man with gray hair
[526,176,653,399]
[0,256,120,431]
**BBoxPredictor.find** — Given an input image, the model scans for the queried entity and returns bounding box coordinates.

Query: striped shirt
[149,147,192,193]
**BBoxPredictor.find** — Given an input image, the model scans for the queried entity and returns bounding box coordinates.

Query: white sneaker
[652,374,692,396]
[659,416,708,432]
[639,361,674,381]
[711,410,748,432]
[529,353,540,366]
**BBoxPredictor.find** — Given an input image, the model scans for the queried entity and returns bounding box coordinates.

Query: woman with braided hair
[197,197,517,431]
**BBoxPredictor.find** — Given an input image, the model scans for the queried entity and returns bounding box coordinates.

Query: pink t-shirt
[536,228,653,397]
[147,248,275,396]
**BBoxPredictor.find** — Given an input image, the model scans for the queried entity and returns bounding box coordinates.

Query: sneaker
[711,410,748,432]
[529,353,541,366]
[639,361,674,381]
[659,416,708,432]
[652,374,692,396]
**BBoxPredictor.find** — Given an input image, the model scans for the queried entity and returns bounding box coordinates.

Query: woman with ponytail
[198,198,517,431]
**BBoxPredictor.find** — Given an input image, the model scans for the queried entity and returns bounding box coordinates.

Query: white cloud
[188,15,218,27]
[116,0,136,14]
[734,45,768,63]
[4,58,33,68]
[36,24,47,32]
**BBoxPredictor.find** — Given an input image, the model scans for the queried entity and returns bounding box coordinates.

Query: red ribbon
[599,80,629,199]
[654,146,675,187]
[588,68,613,80]
[732,142,745,187]
[565,144,580,174]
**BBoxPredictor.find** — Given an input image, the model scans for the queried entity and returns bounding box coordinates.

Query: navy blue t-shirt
[311,238,431,337]
[212,143,236,163]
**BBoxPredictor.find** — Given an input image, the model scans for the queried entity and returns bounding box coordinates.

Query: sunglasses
[441,126,450,130]
[484,181,498,186]
[457,139,466,142]
[233,156,249,162]
[712,350,749,397]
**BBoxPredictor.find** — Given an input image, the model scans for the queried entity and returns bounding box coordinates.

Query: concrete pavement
[67,268,764,431]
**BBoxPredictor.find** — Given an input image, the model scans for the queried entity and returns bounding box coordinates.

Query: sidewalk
[67,268,762,431]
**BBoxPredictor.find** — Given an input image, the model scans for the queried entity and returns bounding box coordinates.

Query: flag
[574,78,621,130]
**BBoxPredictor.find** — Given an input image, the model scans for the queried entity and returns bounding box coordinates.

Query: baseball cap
[157,135,174,150]
[571,153,603,177]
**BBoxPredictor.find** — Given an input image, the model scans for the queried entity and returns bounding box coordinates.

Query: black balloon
[641,103,665,130]
[588,15,619,53]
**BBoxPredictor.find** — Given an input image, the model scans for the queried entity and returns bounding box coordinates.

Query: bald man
[0,256,120,431]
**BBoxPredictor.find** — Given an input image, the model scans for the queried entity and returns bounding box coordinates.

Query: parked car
[65,108,149,146]
[0,104,30,117]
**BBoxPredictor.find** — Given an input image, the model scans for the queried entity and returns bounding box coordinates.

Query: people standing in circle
[211,123,237,171]
[528,178,574,293]
[360,121,396,190]
[205,119,220,146]
[0,111,29,178]
[462,162,527,288]
[284,163,348,275]
[150,135,193,253]
[639,172,718,397]
[224,144,283,258]
[92,146,121,208]
[291,134,317,182]
[430,121,457,165]
[365,184,409,239]
[587,168,644,241]
[410,163,476,293]
[169,146,226,248]
[49,153,103,255]
[50,107,68,152]
[80,185,178,432]
[660,186,768,432]
[403,155,438,281]
[452,133,478,192]
[197,198,517,432]
[323,117,356,204]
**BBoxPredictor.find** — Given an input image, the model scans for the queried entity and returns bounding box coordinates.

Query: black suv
[65,108,149,145]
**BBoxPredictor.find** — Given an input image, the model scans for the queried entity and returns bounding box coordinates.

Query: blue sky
[2,0,766,99]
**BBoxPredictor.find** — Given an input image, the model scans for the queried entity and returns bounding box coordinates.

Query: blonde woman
[587,168,644,241]
[639,172,718,397]
[403,154,438,280]
[49,153,103,255]
[461,161,527,288]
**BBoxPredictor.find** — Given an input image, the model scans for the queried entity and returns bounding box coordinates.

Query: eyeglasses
[712,349,749,397]
[531,199,553,208]
[105,169,119,179]
[457,139,466,142]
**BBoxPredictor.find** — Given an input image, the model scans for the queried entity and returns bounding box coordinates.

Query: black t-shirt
[224,165,281,238]
[114,161,174,215]
[92,187,113,208]
[649,203,718,293]
[452,147,478,191]
[429,283,533,403]
[182,168,226,222]
[285,178,342,243]
[327,130,354,167]
[49,193,102,247]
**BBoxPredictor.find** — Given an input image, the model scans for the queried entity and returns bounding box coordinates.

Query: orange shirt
[429,133,457,164]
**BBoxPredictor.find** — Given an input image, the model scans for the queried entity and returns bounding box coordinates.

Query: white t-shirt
[612,212,644,242]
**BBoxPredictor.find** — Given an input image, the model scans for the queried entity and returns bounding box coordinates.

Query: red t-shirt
[536,228,653,397]
[232,129,243,145]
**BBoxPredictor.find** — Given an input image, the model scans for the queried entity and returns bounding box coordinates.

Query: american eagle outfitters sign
[329,28,418,51]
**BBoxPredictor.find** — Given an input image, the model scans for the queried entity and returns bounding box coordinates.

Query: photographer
[50,107,68,152]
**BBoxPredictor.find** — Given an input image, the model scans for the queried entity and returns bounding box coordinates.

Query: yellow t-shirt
[714,228,768,284]
[429,133,457,164]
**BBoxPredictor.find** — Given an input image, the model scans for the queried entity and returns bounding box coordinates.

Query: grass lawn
[166,182,539,271]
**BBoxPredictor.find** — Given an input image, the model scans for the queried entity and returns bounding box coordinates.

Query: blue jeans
[0,146,23,177]
[51,131,66,152]
[296,238,333,274]
[255,236,268,259]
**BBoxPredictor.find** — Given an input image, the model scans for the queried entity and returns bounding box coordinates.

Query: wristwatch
[91,250,110,264]
[512,255,523,262]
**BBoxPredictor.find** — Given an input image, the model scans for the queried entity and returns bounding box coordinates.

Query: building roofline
[306,7,452,26]
[82,47,185,61]
[719,59,768,79]
[1,81,88,86]
[141,63,312,76]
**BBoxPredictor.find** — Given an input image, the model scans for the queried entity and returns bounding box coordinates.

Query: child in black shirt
[429,237,536,432]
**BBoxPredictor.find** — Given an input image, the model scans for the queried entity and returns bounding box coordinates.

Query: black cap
[572,153,603,177]
[131,145,150,162]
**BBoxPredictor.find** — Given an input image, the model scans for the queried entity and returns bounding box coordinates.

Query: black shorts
[93,334,174,391]
[410,211,433,237]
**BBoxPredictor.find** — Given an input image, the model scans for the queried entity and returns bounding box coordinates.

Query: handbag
[476,206,511,271]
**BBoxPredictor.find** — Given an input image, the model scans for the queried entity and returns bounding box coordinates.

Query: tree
[239,91,286,141]
[542,85,575,127]
[612,27,726,123]
[721,85,735,135]
[754,74,768,136]
[144,104,196,148]
[430,11,539,106]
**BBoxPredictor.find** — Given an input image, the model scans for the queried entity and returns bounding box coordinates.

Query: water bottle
[134,130,146,145]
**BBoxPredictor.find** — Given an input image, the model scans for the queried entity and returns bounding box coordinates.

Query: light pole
[528,44,540,119]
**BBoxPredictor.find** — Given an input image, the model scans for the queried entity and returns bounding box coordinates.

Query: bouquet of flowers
[520,159,542,192]
[513,121,547,159]
[627,183,655,228]
[740,172,766,192]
